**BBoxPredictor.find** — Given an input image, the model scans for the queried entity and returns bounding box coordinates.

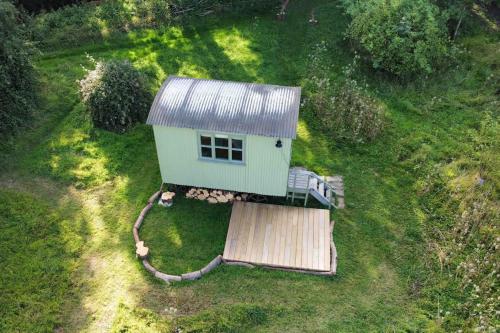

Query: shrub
[78,58,152,133]
[346,0,453,78]
[0,0,37,138]
[306,49,384,143]
[30,0,279,48]
[136,0,171,27]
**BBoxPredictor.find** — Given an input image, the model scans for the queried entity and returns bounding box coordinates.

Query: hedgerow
[30,0,280,48]
[0,1,37,138]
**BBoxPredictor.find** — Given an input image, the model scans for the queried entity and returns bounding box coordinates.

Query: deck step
[288,168,345,209]
[309,188,331,206]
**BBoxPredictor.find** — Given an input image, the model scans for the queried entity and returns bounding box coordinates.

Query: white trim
[197,131,245,165]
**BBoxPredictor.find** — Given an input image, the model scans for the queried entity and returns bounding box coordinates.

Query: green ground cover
[0,0,498,331]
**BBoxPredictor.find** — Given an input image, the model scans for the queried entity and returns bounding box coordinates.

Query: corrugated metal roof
[146,76,301,138]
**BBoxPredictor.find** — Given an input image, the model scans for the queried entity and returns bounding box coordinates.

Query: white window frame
[198,132,245,165]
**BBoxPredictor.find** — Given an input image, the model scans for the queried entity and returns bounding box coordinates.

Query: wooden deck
[223,202,332,272]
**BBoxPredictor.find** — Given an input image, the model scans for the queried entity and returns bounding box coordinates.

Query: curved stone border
[134,186,338,282]
[133,186,223,283]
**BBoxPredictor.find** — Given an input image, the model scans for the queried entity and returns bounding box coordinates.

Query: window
[199,133,244,163]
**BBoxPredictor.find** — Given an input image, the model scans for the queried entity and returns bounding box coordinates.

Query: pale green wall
[153,126,292,196]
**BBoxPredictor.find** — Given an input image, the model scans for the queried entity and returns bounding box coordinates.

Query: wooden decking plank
[302,207,309,268]
[318,209,325,270]
[308,209,315,269]
[289,207,298,268]
[266,206,278,265]
[272,206,283,265]
[230,202,244,260]
[243,203,258,261]
[324,210,331,270]
[283,207,293,266]
[295,208,303,268]
[278,206,288,266]
[224,202,242,259]
[312,209,319,270]
[251,205,267,263]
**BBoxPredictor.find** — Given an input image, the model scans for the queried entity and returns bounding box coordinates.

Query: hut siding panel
[153,126,291,196]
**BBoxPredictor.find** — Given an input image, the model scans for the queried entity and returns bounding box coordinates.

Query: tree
[0,0,37,138]
[346,0,453,78]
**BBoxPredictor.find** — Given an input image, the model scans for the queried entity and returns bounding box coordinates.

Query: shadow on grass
[12,0,430,330]
[0,178,91,332]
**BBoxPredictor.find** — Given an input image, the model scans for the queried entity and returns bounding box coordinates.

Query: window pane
[201,147,212,158]
[201,135,212,146]
[232,150,242,161]
[215,137,228,147]
[215,148,229,159]
[232,139,243,149]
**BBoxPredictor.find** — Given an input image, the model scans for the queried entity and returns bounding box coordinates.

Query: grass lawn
[0,0,498,331]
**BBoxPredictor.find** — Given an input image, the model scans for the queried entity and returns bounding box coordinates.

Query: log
[331,242,337,275]
[134,215,145,229]
[139,203,153,219]
[148,191,161,204]
[155,271,182,282]
[142,259,157,274]
[330,220,337,274]
[223,260,255,268]
[133,227,140,243]
[161,191,175,201]
[264,265,333,276]
[201,255,222,275]
[181,270,202,280]
[217,196,228,203]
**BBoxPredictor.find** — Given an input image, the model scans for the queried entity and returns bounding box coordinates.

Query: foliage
[345,0,454,78]
[305,43,384,143]
[0,0,37,139]
[0,1,498,332]
[78,57,152,133]
[30,0,279,48]
[16,0,81,13]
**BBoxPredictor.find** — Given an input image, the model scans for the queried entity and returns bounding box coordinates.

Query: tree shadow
[0,175,91,332]
[21,0,428,329]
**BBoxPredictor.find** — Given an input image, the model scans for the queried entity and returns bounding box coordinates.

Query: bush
[0,1,37,138]
[346,0,454,78]
[305,48,384,143]
[78,58,152,133]
[30,0,279,48]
